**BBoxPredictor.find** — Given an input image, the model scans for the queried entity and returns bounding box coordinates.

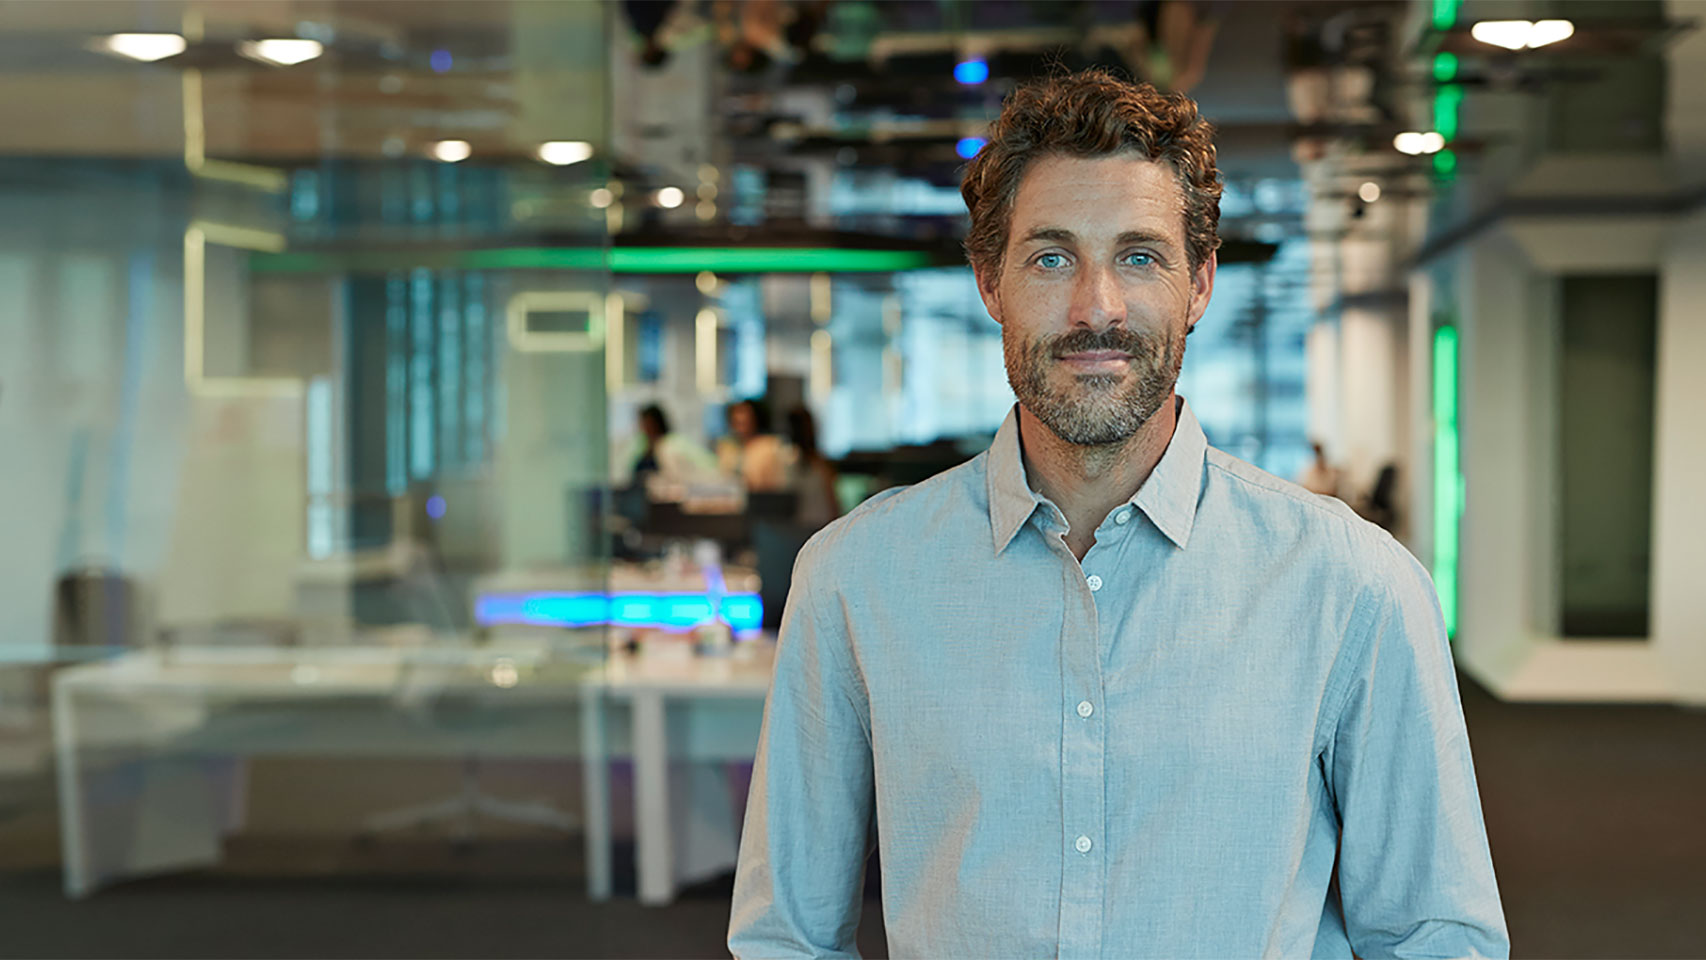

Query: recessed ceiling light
[99,33,187,62]
[1527,20,1575,48]
[1358,182,1382,203]
[431,140,472,163]
[1470,19,1572,51]
[655,187,685,209]
[1393,131,1445,156]
[537,141,594,166]
[238,38,324,67]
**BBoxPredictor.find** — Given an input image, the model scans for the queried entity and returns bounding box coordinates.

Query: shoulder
[1201,447,1426,596]
[793,452,989,583]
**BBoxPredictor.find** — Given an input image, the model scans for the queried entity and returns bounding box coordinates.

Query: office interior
[0,0,1702,957]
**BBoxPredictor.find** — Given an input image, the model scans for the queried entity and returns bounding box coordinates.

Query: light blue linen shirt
[729,397,1508,959]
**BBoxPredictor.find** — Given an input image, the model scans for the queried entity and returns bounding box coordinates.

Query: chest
[847,546,1344,784]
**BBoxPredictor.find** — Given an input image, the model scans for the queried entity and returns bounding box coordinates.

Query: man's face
[978,152,1216,446]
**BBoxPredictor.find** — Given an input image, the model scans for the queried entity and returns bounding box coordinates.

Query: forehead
[1008,152,1185,243]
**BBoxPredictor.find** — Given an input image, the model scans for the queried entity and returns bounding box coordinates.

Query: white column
[1304,321,1341,462]
[1651,209,1706,705]
[1338,306,1400,495]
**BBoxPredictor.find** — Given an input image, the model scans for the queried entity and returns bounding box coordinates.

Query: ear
[1184,251,1217,333]
[976,262,1004,325]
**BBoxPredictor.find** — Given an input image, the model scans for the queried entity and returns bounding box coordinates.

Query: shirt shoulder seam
[1203,452,1381,544]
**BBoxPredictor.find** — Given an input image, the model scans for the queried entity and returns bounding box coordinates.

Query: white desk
[51,642,603,898]
[581,646,773,905]
[53,640,775,904]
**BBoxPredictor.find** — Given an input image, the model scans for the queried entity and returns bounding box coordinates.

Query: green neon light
[250,246,938,275]
[1433,52,1459,83]
[1433,148,1458,179]
[1432,324,1462,638]
[1432,0,1461,30]
[611,247,932,273]
[1433,84,1463,141]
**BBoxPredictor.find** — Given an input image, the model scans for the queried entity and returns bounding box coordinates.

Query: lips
[1057,350,1134,375]
[1057,350,1132,362]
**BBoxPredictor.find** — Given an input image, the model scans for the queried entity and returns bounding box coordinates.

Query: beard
[1003,322,1185,446]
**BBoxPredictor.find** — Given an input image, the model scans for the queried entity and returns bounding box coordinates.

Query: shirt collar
[986,395,1208,554]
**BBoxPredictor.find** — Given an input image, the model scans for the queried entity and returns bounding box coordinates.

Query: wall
[0,177,192,654]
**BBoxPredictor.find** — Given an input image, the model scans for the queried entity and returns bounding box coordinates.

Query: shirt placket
[1042,516,1107,960]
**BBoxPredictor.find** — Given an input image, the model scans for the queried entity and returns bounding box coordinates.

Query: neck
[1018,393,1179,559]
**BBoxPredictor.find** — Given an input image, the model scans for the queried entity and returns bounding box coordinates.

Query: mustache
[1044,327,1157,358]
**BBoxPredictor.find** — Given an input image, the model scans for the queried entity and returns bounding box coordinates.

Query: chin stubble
[1004,324,1185,446]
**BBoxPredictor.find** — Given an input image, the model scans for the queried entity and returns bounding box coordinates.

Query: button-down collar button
[1115,510,1131,525]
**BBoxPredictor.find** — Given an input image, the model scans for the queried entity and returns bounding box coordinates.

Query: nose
[1068,261,1126,331]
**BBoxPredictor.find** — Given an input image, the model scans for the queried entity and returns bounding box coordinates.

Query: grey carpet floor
[1,674,1702,959]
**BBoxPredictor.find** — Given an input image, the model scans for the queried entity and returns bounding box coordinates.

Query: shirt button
[1086,574,1103,592]
[1115,510,1131,525]
[1076,700,1094,718]
[1075,835,1093,854]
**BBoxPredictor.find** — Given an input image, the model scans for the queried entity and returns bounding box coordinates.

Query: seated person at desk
[716,398,788,493]
[626,403,717,487]
[785,405,840,531]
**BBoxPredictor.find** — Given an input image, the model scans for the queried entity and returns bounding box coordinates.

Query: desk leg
[52,682,90,898]
[632,690,674,906]
[580,689,611,901]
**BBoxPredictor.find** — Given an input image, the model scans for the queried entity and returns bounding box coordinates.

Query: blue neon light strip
[475,591,763,632]
[954,59,989,84]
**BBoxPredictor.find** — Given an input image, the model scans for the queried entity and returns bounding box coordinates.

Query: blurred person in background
[784,406,840,531]
[731,69,1506,959]
[627,403,716,488]
[1297,438,1341,497]
[1097,0,1222,93]
[1360,462,1400,533]
[623,0,678,67]
[717,398,788,492]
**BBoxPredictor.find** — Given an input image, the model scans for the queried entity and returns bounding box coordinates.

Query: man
[729,69,1507,959]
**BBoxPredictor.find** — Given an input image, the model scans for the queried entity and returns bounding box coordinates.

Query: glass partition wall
[1,3,621,895]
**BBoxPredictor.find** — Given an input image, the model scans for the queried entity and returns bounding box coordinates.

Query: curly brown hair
[960,68,1223,281]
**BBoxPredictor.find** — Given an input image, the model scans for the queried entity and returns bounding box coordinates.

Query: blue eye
[1035,253,1067,269]
[1122,252,1156,267]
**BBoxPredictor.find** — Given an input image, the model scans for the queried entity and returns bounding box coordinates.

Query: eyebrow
[1017,227,1177,250]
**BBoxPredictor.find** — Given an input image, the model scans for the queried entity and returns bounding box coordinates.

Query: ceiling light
[431,140,471,163]
[238,38,324,66]
[1358,182,1382,203]
[99,33,186,62]
[1469,20,1531,50]
[1528,19,1575,48]
[537,141,594,166]
[1470,19,1573,51]
[589,188,614,209]
[655,187,685,209]
[1393,131,1445,156]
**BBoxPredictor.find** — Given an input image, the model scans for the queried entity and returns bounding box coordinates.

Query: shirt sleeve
[728,543,876,959]
[1327,543,1511,959]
